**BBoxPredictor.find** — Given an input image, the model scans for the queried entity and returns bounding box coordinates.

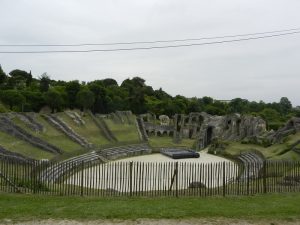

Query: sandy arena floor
[66,151,237,192]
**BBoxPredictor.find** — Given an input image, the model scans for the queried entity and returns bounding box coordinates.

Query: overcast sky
[0,0,300,106]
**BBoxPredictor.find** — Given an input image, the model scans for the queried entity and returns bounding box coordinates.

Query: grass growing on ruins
[223,132,300,161]
[0,192,300,221]
[0,101,8,113]
[104,118,140,143]
[56,111,111,146]
[148,136,196,150]
[10,115,85,156]
[0,130,54,160]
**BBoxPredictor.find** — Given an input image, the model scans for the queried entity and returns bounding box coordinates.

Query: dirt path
[2,219,300,225]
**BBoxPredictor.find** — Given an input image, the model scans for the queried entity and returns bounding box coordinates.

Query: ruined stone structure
[140,112,267,149]
[265,117,300,144]
[196,113,266,149]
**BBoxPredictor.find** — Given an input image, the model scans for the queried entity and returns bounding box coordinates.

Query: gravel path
[2,219,300,225]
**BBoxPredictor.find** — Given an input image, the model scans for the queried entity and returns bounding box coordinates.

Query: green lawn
[0,130,54,160]
[56,111,110,147]
[0,193,300,221]
[10,115,85,157]
[104,118,140,143]
[148,136,195,150]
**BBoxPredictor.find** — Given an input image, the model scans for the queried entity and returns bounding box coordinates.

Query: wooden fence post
[130,161,133,197]
[175,162,179,198]
[263,160,267,194]
[81,161,84,197]
[222,161,226,197]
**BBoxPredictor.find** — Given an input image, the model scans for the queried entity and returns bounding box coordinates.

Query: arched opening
[189,129,193,139]
[206,127,213,146]
[237,119,241,136]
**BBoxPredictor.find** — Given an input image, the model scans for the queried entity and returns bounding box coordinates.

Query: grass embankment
[223,132,300,161]
[148,136,195,150]
[10,115,85,159]
[0,131,53,160]
[0,193,300,221]
[56,111,110,147]
[104,118,140,143]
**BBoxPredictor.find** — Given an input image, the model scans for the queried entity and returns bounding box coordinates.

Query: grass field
[104,118,140,143]
[0,192,300,222]
[56,111,110,146]
[0,130,54,160]
[148,136,195,150]
[10,115,86,156]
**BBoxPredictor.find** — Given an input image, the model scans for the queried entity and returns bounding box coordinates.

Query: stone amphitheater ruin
[0,110,299,195]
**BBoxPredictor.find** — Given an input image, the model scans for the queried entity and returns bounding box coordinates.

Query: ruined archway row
[139,112,267,149]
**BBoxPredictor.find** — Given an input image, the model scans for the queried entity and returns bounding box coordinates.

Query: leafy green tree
[44,89,64,113]
[76,88,95,112]
[65,80,81,109]
[0,90,26,110]
[259,108,282,130]
[228,98,249,113]
[39,73,51,92]
[21,91,45,112]
[0,65,7,85]
[279,97,292,114]
[101,78,118,87]
[8,69,32,88]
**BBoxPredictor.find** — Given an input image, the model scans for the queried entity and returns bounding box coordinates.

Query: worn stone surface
[140,112,267,149]
[265,117,300,144]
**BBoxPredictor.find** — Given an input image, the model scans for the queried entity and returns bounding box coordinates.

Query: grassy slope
[11,115,85,156]
[0,193,300,221]
[56,111,110,147]
[148,136,195,149]
[104,118,140,143]
[0,101,8,113]
[0,130,54,160]
[223,132,300,161]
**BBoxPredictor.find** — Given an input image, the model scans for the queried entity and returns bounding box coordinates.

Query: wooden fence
[0,158,300,197]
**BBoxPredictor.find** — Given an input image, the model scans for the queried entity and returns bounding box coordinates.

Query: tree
[39,73,51,92]
[8,69,32,88]
[65,80,81,109]
[259,108,282,130]
[279,97,292,114]
[101,78,118,87]
[44,89,64,113]
[0,90,26,110]
[0,65,7,84]
[76,88,95,113]
[228,98,249,113]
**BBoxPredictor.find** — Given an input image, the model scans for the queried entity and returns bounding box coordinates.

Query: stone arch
[237,119,241,136]
[206,126,213,146]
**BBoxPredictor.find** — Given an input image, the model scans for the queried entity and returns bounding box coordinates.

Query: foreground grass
[0,193,300,221]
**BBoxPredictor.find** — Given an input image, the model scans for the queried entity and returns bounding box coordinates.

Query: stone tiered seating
[136,117,148,141]
[238,152,265,179]
[97,143,152,160]
[40,144,151,182]
[40,152,107,182]
[0,116,62,154]
[89,111,117,142]
[43,114,92,148]
[17,113,44,132]
[0,145,34,163]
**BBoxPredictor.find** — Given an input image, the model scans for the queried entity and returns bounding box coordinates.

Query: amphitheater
[0,110,299,196]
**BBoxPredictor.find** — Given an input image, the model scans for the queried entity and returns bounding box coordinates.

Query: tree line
[0,65,299,130]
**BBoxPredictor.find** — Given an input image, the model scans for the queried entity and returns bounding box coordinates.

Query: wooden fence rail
[0,158,300,197]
